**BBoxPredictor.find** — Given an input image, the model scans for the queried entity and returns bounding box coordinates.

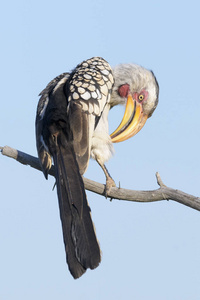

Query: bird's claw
[104,177,116,198]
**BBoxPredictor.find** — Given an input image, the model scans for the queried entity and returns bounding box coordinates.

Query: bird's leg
[96,159,116,197]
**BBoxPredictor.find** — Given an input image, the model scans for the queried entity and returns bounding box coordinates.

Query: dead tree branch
[1,145,200,211]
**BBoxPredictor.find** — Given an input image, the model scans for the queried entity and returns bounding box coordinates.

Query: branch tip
[156,172,166,188]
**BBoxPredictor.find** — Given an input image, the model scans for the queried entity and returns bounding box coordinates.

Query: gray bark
[1,145,200,211]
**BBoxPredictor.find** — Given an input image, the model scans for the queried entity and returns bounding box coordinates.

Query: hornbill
[36,57,159,279]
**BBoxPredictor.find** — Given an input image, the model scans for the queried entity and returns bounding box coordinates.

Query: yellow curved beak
[110,95,148,143]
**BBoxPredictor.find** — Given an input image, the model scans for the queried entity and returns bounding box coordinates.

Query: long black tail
[51,132,101,279]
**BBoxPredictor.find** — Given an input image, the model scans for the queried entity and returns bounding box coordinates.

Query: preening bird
[35,57,159,279]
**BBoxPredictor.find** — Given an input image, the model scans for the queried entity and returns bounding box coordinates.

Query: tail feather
[52,133,101,279]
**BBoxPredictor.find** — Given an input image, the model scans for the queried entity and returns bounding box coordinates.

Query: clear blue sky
[1,0,200,299]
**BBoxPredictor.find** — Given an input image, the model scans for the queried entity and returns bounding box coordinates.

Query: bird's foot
[105,177,116,198]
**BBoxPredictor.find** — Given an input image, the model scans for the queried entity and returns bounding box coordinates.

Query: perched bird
[35,57,159,279]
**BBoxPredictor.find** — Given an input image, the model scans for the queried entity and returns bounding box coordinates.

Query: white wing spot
[97,65,104,70]
[101,69,109,76]
[81,91,91,100]
[70,85,75,92]
[75,81,83,87]
[98,79,105,86]
[103,75,108,82]
[88,84,96,92]
[82,82,89,88]
[84,74,92,80]
[78,87,85,94]
[91,91,97,98]
[73,92,79,100]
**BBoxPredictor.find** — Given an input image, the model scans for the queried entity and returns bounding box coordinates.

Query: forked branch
[1,145,200,211]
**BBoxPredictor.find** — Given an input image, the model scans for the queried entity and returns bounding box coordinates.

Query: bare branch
[1,145,200,211]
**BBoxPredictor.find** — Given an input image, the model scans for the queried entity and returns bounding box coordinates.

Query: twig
[1,145,200,211]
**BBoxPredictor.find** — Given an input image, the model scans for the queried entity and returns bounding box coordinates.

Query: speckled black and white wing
[68,57,114,115]
[36,57,114,177]
[36,72,70,178]
[65,57,114,174]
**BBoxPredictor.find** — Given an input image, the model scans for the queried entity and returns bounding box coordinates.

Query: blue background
[1,0,200,299]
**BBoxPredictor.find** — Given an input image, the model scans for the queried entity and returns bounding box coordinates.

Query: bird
[35,57,159,279]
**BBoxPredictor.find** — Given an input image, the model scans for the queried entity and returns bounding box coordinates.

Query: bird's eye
[137,90,148,102]
[138,94,144,102]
